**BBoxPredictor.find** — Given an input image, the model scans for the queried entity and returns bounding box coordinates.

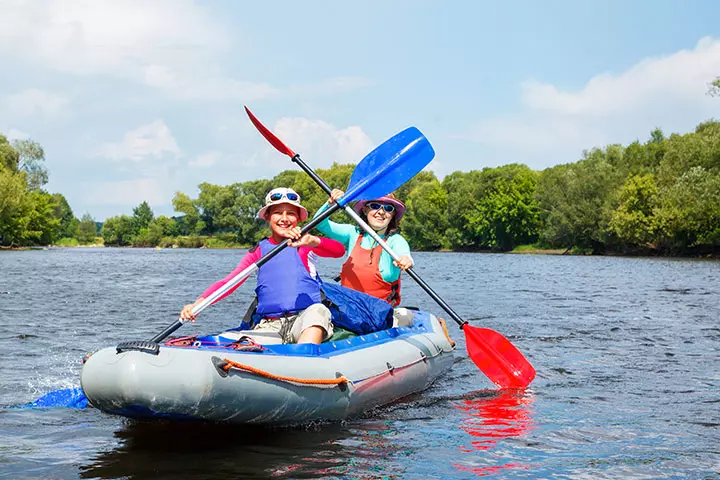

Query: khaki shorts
[250,303,334,344]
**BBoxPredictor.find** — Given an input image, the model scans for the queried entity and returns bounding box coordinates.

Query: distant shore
[4,243,717,259]
[507,248,568,255]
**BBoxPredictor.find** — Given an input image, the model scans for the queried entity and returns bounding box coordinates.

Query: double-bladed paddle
[20,118,435,409]
[115,121,435,355]
[245,106,536,389]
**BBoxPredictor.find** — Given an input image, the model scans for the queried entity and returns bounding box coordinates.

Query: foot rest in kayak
[116,341,160,355]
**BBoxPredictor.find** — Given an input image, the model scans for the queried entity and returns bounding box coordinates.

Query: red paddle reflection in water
[453,390,535,476]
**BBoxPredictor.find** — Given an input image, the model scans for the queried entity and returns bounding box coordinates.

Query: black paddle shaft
[290,154,469,329]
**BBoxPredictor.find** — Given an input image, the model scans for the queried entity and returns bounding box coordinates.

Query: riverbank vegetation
[1,119,718,256]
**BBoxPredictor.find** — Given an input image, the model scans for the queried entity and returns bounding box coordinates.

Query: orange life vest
[340,235,401,307]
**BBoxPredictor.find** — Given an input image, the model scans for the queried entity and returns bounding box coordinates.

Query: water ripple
[0,249,718,478]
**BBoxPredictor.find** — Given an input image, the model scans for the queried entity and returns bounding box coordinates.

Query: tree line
[2,119,719,255]
[1,134,97,247]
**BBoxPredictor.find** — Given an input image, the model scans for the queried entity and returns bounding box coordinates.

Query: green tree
[229,179,273,244]
[12,139,48,190]
[655,166,720,251]
[190,179,272,244]
[195,183,234,234]
[52,115,715,255]
[0,167,28,246]
[271,169,305,191]
[146,215,179,246]
[76,213,98,244]
[443,170,484,250]
[132,201,154,232]
[536,151,623,252]
[5,190,60,246]
[393,171,436,203]
[649,128,665,144]
[609,174,659,247]
[402,177,449,250]
[172,192,204,235]
[101,215,135,246]
[658,121,720,186]
[468,164,540,251]
[708,77,720,97]
[0,134,20,172]
[27,191,56,245]
[0,137,58,246]
[51,193,79,239]
[0,134,74,247]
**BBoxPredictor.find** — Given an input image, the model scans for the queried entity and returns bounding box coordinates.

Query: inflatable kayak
[81,310,455,426]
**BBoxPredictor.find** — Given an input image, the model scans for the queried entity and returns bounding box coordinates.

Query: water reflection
[78,417,408,479]
[453,390,535,477]
[79,420,352,479]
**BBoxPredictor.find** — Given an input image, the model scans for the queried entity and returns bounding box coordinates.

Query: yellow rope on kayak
[439,317,456,348]
[221,358,350,387]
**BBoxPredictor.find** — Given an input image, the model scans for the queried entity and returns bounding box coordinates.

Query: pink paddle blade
[464,325,536,389]
[244,106,296,158]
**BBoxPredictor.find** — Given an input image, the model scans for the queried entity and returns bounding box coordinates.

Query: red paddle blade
[464,325,536,389]
[244,106,296,158]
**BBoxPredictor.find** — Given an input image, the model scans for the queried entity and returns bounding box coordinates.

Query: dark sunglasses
[367,202,395,213]
[270,192,299,201]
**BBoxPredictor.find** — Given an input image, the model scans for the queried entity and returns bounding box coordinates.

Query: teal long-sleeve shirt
[313,203,412,283]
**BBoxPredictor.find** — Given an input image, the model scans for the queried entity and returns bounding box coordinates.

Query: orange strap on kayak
[221,358,349,387]
[439,317,456,348]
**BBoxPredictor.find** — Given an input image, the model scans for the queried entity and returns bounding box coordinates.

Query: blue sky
[1,0,718,220]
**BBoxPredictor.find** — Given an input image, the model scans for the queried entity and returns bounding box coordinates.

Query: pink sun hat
[257,187,308,221]
[353,193,406,222]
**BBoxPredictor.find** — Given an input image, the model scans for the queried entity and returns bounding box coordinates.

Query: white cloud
[4,128,30,141]
[0,0,226,75]
[462,36,720,167]
[84,178,170,206]
[521,37,719,116]
[0,3,375,103]
[2,89,69,117]
[318,76,375,92]
[189,151,221,168]
[0,0,277,102]
[142,65,279,101]
[272,117,374,167]
[96,121,180,162]
[293,76,375,96]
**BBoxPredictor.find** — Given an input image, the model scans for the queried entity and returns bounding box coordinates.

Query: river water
[0,248,718,479]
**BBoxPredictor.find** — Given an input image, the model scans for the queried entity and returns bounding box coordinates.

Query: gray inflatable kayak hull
[81,311,455,425]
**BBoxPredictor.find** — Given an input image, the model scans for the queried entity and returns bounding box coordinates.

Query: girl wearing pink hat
[180,188,345,344]
[313,189,414,307]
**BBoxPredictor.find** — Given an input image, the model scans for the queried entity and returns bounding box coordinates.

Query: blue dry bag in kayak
[237,280,394,336]
[320,281,394,335]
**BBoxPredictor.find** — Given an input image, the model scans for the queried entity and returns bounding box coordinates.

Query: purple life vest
[255,239,322,317]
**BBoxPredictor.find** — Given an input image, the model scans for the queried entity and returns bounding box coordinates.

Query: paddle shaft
[245,106,535,388]
[149,203,343,344]
[145,118,433,346]
[291,154,469,329]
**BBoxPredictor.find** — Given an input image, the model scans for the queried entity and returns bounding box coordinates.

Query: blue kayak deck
[165,311,434,358]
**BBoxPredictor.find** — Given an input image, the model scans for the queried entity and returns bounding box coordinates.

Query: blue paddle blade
[17,387,88,409]
[339,127,434,206]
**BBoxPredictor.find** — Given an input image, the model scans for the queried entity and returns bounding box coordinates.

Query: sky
[1,0,719,221]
